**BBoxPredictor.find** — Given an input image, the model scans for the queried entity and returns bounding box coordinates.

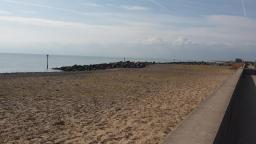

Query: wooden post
[46,54,49,69]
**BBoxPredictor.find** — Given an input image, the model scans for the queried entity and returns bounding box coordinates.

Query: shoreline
[0,61,235,76]
[0,63,237,80]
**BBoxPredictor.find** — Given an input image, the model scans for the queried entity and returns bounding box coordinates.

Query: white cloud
[173,37,193,46]
[0,15,154,45]
[142,36,165,45]
[0,13,256,59]
[82,2,149,11]
[120,5,149,11]
[0,10,11,15]
[207,15,256,29]
[82,2,102,7]
[0,15,91,28]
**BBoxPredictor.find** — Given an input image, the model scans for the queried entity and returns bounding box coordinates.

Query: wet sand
[0,64,234,144]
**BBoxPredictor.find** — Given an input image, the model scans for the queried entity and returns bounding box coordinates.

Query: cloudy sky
[0,0,255,60]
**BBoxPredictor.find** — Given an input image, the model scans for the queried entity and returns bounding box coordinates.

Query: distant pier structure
[46,54,49,69]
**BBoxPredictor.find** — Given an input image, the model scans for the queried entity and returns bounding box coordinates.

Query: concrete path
[214,69,256,144]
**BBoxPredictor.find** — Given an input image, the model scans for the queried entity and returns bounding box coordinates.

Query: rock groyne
[53,61,154,72]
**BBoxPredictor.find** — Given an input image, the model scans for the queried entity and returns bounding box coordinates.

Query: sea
[0,53,168,73]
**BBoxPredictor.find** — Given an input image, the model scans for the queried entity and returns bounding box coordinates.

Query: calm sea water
[0,53,167,73]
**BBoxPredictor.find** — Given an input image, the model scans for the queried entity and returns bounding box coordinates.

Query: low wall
[214,68,256,143]
[163,68,244,144]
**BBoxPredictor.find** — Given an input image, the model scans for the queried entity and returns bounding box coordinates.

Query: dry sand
[0,64,234,144]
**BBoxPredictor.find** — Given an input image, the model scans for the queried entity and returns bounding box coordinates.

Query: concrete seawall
[163,68,244,144]
[214,69,256,144]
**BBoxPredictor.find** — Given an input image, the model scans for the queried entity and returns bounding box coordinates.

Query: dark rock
[53,61,153,72]
[53,120,65,126]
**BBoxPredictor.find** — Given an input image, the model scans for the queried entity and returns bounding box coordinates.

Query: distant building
[235,58,243,63]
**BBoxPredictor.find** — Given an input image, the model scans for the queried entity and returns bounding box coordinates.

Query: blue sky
[0,0,255,60]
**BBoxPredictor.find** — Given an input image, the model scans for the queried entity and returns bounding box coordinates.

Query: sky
[0,0,256,61]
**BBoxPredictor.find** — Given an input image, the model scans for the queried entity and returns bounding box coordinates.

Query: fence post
[46,54,49,69]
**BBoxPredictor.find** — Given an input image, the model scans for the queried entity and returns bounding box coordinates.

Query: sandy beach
[0,64,234,144]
